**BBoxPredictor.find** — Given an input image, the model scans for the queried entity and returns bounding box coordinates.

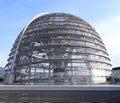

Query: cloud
[109,50,120,67]
[92,15,120,67]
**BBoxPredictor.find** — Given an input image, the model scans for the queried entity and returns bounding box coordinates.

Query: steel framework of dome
[4,13,112,84]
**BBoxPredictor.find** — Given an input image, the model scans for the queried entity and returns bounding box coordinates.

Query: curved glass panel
[4,13,112,85]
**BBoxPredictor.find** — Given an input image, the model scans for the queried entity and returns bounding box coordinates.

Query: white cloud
[92,15,120,67]
[0,52,9,68]
[109,50,120,67]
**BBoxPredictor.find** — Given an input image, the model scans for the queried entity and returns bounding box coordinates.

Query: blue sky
[0,0,120,67]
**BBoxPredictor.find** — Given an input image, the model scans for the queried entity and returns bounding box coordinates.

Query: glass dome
[4,13,112,85]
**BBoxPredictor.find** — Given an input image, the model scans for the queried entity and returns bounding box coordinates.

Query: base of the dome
[0,85,119,103]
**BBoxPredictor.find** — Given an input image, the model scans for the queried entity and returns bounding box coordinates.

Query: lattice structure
[4,13,112,84]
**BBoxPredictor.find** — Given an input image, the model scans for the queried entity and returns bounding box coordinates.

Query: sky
[0,0,120,68]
